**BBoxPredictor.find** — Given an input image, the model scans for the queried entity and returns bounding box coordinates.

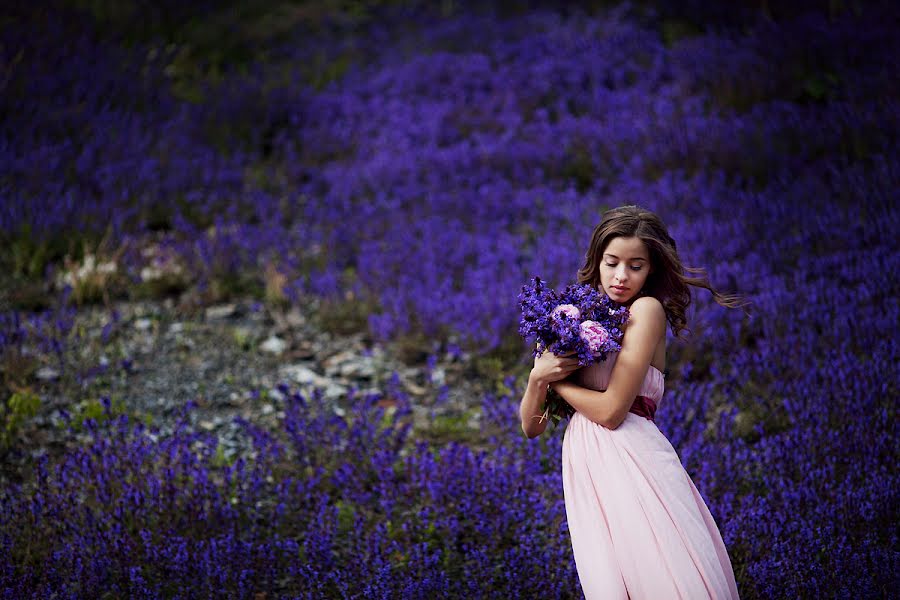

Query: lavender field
[1,0,898,597]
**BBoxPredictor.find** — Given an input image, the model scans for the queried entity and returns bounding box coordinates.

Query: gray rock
[323,350,354,375]
[404,380,427,396]
[206,304,237,321]
[226,391,245,407]
[323,382,348,400]
[285,307,306,328]
[0,292,499,491]
[340,357,375,379]
[430,367,446,386]
[323,349,377,380]
[260,335,288,355]
[279,364,323,386]
[35,367,60,381]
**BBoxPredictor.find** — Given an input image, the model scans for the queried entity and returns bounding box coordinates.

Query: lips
[611,286,628,292]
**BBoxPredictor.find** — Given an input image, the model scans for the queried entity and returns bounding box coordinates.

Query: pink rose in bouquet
[551,304,581,320]
[579,320,610,352]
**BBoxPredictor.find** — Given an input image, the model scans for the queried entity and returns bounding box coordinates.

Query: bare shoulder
[627,296,666,331]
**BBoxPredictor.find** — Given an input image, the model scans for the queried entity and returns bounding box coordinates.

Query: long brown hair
[577,205,750,339]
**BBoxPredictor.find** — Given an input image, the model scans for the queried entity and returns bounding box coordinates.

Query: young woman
[519,205,745,599]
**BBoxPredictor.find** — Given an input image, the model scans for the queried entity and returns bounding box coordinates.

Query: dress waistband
[629,395,658,422]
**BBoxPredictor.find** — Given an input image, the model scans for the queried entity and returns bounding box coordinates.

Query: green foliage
[70,396,128,431]
[210,442,237,468]
[335,499,357,535]
[469,331,530,394]
[59,0,403,104]
[315,294,379,339]
[801,71,841,103]
[418,409,481,446]
[64,0,137,23]
[659,17,702,47]
[131,274,191,301]
[305,50,357,91]
[387,330,432,365]
[0,348,40,399]
[2,390,41,449]
[3,280,52,312]
[230,326,253,351]
[208,272,265,304]
[1,226,100,284]
[5,228,53,281]
[559,142,596,194]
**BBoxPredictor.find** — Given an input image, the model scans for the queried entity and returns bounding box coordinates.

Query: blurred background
[1,0,897,597]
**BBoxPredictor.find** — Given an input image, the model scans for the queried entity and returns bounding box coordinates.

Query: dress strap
[629,395,658,422]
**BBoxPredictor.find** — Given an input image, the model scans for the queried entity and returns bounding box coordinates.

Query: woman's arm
[551,296,666,429]
[520,373,551,439]
[520,347,581,438]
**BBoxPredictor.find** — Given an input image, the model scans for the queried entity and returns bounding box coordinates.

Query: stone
[323,350,354,374]
[35,367,60,381]
[206,304,237,320]
[341,357,375,379]
[404,380,427,396]
[227,391,244,407]
[430,367,446,386]
[260,335,288,355]
[285,307,306,327]
[279,364,323,385]
[323,382,348,400]
[288,342,316,360]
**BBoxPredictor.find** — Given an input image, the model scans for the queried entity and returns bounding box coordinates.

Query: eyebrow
[604,253,647,261]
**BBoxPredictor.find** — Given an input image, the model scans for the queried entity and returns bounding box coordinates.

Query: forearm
[520,372,550,438]
[551,381,613,427]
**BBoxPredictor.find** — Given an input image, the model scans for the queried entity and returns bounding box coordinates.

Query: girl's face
[598,236,652,306]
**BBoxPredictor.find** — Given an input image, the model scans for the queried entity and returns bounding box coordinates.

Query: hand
[530,350,581,386]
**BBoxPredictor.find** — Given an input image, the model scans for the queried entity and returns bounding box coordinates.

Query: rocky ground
[1,297,512,487]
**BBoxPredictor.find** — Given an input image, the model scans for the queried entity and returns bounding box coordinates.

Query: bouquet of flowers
[517,277,630,424]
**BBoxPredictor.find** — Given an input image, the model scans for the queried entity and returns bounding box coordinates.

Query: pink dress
[562,352,740,599]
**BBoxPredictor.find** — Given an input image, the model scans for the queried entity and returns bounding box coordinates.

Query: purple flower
[518,276,630,422]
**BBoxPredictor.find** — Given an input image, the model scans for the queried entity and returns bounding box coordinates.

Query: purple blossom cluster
[518,277,629,366]
[0,386,577,598]
[2,0,899,597]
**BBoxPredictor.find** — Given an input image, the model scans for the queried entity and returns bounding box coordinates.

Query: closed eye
[605,262,643,271]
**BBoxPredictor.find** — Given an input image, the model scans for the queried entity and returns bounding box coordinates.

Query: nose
[614,265,628,283]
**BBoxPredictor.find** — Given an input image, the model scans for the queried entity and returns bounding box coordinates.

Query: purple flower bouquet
[517,277,630,424]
